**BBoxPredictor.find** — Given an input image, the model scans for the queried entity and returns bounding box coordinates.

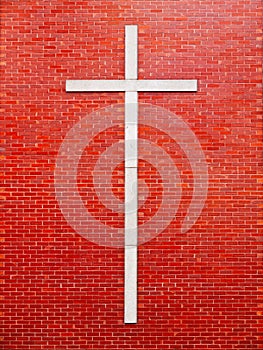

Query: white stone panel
[125,138,138,168]
[125,25,138,80]
[125,167,138,246]
[125,91,138,121]
[66,79,197,92]
[124,246,137,323]
[125,91,138,168]
[137,79,198,92]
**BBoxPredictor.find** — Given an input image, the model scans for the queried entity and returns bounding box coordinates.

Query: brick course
[1,0,262,349]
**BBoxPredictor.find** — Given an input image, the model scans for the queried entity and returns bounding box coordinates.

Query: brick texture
[1,0,263,349]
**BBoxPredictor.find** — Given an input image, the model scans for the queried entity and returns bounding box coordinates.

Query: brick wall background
[1,1,262,349]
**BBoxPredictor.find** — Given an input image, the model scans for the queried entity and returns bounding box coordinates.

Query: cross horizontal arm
[66,79,197,92]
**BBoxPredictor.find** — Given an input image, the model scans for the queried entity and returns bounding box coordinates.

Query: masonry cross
[66,25,197,324]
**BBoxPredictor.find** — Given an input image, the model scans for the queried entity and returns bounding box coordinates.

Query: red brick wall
[1,1,262,349]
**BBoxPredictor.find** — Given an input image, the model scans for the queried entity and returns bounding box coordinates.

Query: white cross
[66,25,197,324]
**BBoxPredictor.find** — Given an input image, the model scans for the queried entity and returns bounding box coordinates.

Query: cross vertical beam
[124,25,138,324]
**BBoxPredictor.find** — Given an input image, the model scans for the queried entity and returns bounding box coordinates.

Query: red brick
[1,0,262,349]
